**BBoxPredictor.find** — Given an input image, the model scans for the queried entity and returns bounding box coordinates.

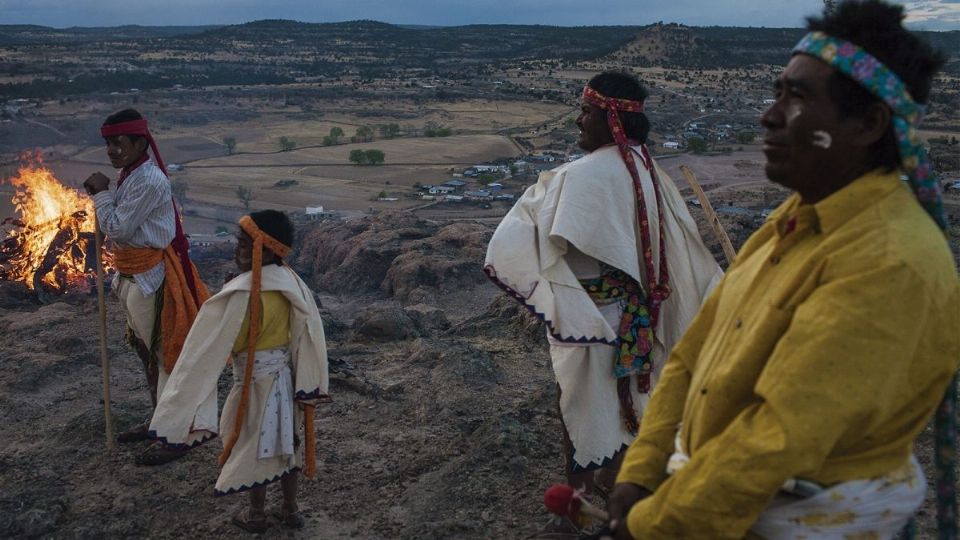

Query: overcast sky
[1,0,958,30]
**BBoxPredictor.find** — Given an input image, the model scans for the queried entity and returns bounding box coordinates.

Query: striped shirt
[93,159,175,296]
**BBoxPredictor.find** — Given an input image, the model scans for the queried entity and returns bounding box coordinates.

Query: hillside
[2,20,956,99]
[0,24,221,45]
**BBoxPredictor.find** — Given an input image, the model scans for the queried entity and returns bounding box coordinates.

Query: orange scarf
[218,217,317,479]
[113,245,210,374]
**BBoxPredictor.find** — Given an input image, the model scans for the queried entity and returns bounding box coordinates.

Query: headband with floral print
[793,31,947,230]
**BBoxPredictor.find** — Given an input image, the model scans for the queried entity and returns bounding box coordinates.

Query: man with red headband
[485,71,721,534]
[149,209,330,533]
[84,108,210,463]
[603,2,959,539]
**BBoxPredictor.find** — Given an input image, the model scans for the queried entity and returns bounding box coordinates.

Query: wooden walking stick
[94,217,115,450]
[680,165,736,265]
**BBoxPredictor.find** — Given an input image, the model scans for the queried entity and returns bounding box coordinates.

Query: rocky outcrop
[297,212,492,300]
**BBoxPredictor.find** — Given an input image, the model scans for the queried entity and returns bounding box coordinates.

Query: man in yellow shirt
[604,1,959,538]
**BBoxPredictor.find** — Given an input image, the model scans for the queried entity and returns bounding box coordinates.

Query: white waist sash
[233,348,295,460]
[667,433,925,539]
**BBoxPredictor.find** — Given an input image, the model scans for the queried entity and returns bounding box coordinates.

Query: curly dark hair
[803,0,945,171]
[587,71,651,144]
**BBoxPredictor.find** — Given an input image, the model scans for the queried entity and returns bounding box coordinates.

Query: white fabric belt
[666,431,925,538]
[233,348,295,460]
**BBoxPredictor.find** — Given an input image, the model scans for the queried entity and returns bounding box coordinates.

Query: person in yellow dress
[604,1,959,538]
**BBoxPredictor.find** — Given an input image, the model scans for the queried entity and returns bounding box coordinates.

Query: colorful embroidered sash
[579,266,654,384]
[580,265,656,431]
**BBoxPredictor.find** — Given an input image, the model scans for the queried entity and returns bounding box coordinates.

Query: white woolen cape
[485,145,722,467]
[149,264,329,494]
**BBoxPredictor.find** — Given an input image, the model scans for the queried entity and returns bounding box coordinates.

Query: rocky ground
[0,208,956,539]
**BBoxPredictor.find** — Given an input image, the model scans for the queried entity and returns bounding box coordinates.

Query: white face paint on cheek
[812,130,833,149]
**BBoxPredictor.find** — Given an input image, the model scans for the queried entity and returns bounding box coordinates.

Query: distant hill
[606,22,959,70]
[185,19,642,62]
[0,20,956,99]
[0,24,221,45]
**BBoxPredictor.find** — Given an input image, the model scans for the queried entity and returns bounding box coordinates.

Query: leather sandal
[232,508,268,534]
[272,508,305,529]
[116,422,151,443]
[134,443,188,466]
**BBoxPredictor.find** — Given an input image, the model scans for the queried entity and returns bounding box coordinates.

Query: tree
[223,136,237,155]
[329,126,344,143]
[353,125,374,143]
[823,0,838,15]
[424,125,453,137]
[349,149,385,165]
[477,173,497,186]
[735,131,756,144]
[348,149,367,164]
[364,149,385,165]
[236,185,253,209]
[687,136,708,154]
[379,123,400,139]
[278,136,296,152]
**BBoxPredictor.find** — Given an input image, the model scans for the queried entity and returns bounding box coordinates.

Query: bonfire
[0,153,107,301]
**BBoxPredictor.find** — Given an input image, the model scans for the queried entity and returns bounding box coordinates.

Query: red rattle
[544,484,610,523]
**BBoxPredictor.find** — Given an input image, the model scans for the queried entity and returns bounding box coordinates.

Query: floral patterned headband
[793,31,947,231]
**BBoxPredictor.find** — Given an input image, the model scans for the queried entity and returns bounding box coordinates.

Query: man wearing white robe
[485,71,722,503]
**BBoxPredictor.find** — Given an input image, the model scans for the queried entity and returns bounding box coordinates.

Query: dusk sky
[2,0,959,31]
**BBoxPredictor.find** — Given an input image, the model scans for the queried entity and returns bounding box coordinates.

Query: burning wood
[1,153,109,300]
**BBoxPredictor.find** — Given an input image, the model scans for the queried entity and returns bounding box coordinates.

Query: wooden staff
[94,217,115,450]
[680,165,736,265]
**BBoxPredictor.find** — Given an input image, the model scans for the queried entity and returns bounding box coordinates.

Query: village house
[429,185,457,195]
[444,179,468,190]
[305,206,339,220]
[463,190,493,201]
[472,164,509,174]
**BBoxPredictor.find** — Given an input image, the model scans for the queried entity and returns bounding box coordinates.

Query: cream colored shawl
[149,264,329,446]
[485,145,722,359]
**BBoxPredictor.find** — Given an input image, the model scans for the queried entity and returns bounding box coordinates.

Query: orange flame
[1,152,100,291]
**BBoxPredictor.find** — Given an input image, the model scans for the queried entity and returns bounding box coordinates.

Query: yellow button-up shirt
[618,170,959,539]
